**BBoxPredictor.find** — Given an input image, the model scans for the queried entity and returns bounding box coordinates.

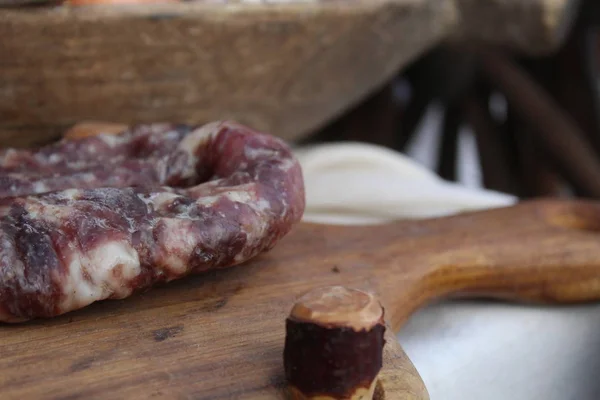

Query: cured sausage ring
[0,121,305,322]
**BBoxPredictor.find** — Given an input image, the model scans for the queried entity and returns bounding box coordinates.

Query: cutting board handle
[370,199,600,329]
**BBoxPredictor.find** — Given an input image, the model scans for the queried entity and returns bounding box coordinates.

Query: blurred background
[302,0,600,201]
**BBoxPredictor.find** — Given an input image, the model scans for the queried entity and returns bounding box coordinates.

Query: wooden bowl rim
[1,0,407,20]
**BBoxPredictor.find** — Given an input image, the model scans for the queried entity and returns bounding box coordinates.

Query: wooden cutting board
[2,199,600,399]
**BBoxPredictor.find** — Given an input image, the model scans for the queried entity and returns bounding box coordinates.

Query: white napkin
[294,141,516,223]
[293,141,600,400]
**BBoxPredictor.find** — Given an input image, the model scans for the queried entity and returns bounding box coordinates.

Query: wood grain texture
[0,0,454,147]
[451,0,580,55]
[2,198,600,398]
[0,0,578,147]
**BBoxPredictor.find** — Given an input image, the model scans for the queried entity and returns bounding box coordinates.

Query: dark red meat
[0,121,305,322]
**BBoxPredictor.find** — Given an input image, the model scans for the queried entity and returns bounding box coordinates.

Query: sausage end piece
[284,286,386,400]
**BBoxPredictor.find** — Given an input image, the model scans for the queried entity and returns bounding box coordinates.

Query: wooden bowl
[0,0,577,147]
[0,1,454,147]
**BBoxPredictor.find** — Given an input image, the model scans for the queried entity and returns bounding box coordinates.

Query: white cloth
[293,141,600,400]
